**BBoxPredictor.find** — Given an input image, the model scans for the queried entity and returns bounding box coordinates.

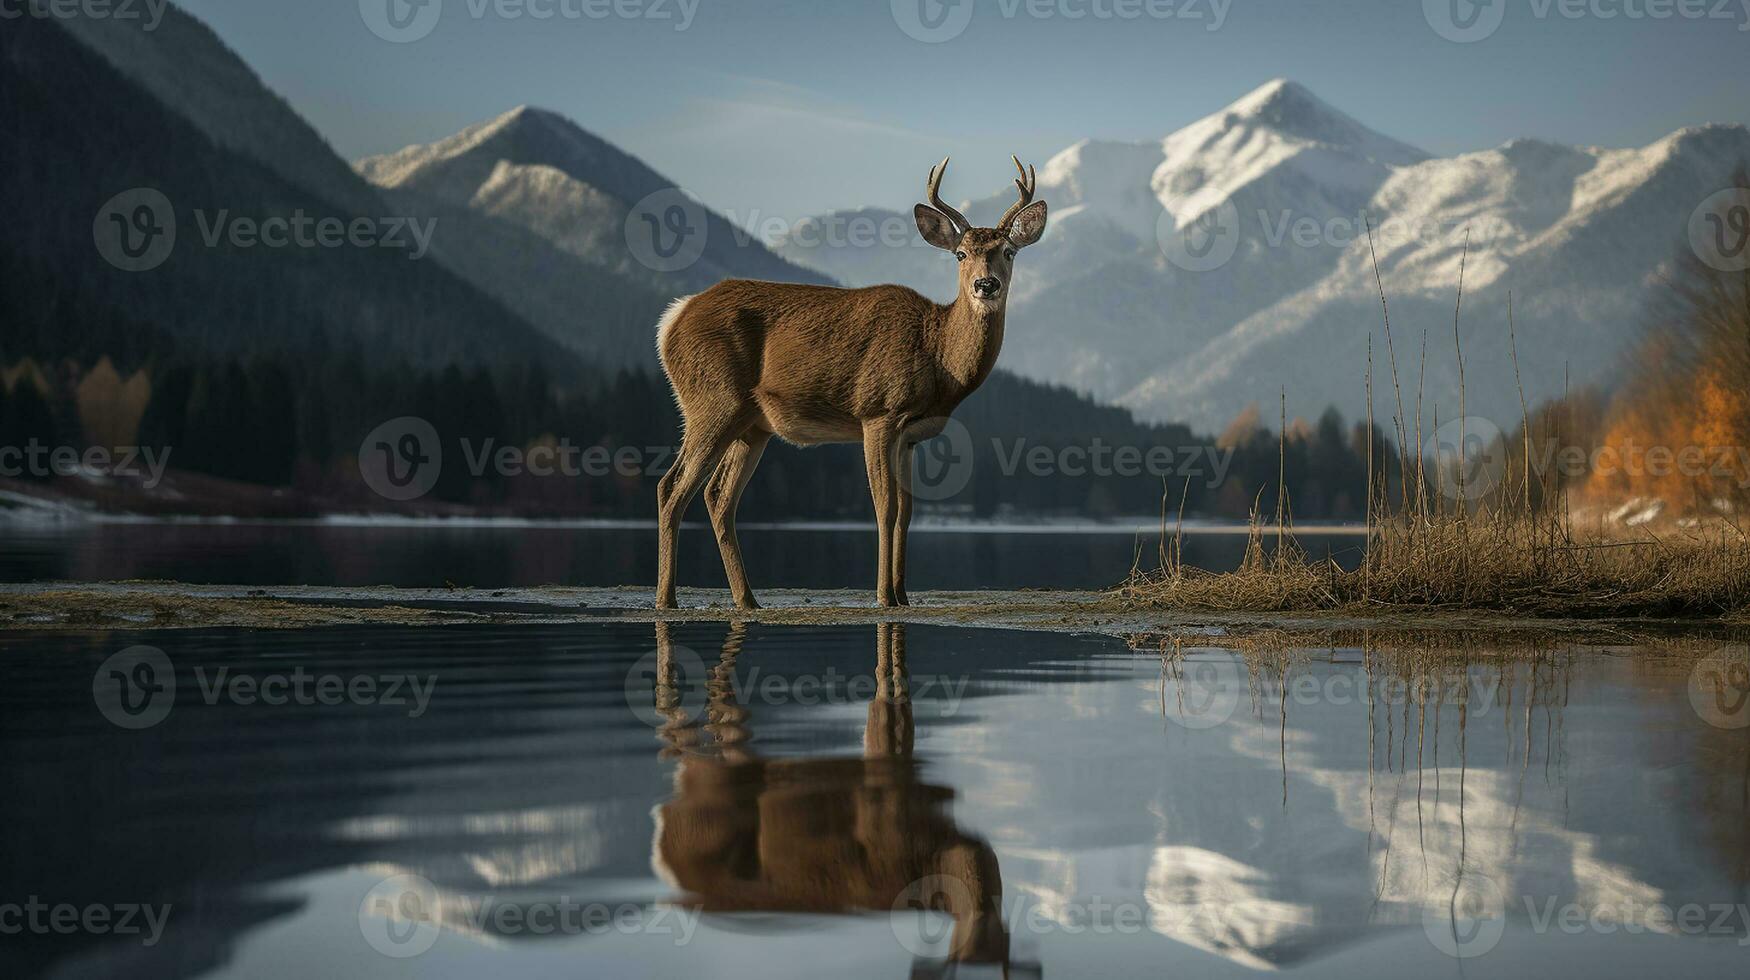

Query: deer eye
[1004,248,1016,260]
[954,250,966,261]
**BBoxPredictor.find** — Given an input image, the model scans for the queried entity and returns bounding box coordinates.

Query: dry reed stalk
[1365,218,1412,514]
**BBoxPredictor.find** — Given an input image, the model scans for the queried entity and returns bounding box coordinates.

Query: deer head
[915,156,1048,309]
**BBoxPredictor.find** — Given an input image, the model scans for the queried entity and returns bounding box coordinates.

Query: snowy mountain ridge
[775,79,1750,432]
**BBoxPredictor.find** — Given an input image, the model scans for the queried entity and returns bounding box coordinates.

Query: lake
[0,519,1365,591]
[4,621,1747,979]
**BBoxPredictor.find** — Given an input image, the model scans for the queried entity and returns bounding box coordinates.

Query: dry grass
[1120,221,1750,621]
[1121,510,1750,618]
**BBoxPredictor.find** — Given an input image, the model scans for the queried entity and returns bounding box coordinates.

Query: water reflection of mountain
[3,626,1745,978]
[0,623,1069,979]
[969,644,1750,970]
[1,626,684,978]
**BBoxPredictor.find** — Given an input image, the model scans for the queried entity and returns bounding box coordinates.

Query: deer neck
[934,298,1005,393]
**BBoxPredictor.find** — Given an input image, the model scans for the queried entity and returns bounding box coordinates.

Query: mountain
[355,107,835,321]
[775,79,1750,432]
[51,4,679,377]
[53,2,383,216]
[2,12,583,377]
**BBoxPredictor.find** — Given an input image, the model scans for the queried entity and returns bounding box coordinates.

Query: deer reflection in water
[649,622,1022,975]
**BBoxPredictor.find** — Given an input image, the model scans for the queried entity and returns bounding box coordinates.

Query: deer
[655,157,1047,609]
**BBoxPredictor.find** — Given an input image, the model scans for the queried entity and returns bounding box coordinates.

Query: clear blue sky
[182,0,1749,222]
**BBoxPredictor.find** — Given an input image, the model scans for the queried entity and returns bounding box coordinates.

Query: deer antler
[997,156,1037,233]
[927,157,971,234]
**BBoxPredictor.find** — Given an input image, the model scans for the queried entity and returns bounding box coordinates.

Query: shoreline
[2,581,1741,644]
[0,509,1366,535]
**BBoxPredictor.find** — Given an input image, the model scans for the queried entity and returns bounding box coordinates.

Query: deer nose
[973,277,1002,297]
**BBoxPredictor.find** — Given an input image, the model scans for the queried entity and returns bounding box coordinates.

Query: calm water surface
[3,623,1747,979]
[0,520,1365,590]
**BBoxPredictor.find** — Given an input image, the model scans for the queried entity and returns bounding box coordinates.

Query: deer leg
[704,429,770,611]
[891,442,913,606]
[656,415,742,609]
[862,418,902,607]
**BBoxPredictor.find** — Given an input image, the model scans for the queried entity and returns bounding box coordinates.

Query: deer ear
[915,204,960,251]
[1007,200,1047,249]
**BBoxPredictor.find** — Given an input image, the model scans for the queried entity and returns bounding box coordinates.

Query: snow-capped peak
[358,104,562,190]
[1211,78,1428,166]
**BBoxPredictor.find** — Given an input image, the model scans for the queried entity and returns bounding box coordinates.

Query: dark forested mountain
[53,1,385,216]
[1,14,582,375]
[50,0,759,374]
[24,1,675,377]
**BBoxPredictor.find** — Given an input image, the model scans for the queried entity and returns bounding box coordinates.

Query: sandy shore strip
[2,581,1741,645]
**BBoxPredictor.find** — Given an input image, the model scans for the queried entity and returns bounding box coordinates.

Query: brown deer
[655,157,1048,609]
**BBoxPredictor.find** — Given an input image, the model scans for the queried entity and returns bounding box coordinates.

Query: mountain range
[774,79,1750,432]
[11,3,822,382]
[16,1,1747,446]
[4,9,585,376]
